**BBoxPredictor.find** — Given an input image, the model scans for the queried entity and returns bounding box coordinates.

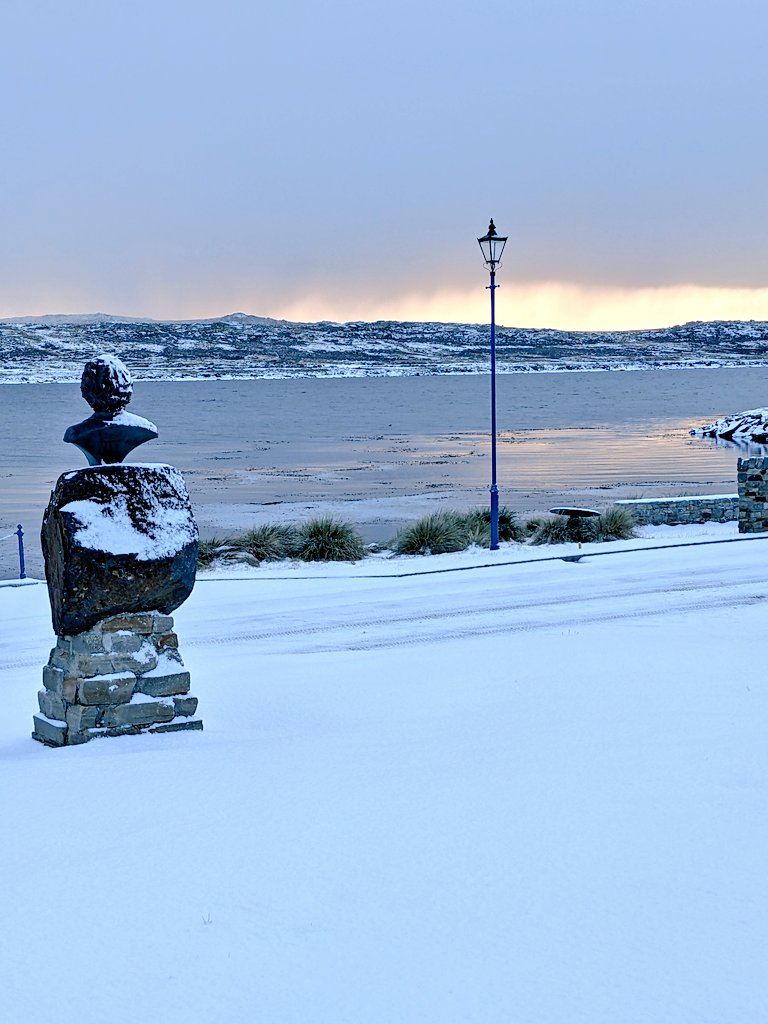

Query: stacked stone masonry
[32,611,203,746]
[614,495,738,527]
[737,457,768,534]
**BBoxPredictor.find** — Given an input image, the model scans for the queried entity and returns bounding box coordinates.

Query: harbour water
[2,366,766,578]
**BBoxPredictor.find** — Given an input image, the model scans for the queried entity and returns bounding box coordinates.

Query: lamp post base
[490,485,499,551]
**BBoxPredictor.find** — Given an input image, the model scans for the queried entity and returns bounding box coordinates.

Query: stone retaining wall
[614,495,738,526]
[737,457,768,533]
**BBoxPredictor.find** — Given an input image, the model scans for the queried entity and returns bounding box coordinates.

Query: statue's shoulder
[109,411,158,434]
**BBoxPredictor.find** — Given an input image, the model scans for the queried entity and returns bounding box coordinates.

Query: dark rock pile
[692,407,768,445]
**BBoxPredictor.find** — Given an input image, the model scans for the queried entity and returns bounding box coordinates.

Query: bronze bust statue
[64,355,158,465]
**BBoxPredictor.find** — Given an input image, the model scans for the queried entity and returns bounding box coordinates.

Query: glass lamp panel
[489,235,507,264]
[478,236,494,263]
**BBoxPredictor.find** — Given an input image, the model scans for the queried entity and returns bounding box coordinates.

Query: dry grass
[295,517,367,562]
[196,535,240,568]
[238,524,300,562]
[393,511,468,555]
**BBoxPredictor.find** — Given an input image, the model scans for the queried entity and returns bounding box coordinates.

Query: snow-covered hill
[1,313,768,382]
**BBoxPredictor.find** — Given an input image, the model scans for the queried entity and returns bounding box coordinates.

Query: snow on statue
[34,356,202,746]
[63,353,158,465]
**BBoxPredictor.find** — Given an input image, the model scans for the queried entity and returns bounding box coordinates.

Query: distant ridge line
[1,315,768,383]
[2,311,768,334]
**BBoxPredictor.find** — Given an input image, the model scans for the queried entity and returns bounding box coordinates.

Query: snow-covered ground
[1,523,767,1023]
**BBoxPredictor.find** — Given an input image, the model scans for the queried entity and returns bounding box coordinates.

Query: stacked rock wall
[614,495,738,527]
[33,611,202,746]
[737,457,768,533]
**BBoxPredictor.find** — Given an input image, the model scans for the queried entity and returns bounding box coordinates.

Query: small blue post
[16,524,26,580]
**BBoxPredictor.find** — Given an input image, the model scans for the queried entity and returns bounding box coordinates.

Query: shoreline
[3,358,768,385]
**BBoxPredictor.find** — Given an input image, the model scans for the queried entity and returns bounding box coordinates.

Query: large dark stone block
[42,464,198,636]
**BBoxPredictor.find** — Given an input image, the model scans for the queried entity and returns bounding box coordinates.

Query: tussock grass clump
[239,524,300,562]
[459,512,490,548]
[395,506,524,555]
[295,517,367,562]
[393,511,467,555]
[462,506,523,544]
[527,516,571,546]
[528,514,598,545]
[525,506,636,546]
[196,535,239,568]
[524,516,544,538]
[497,505,524,542]
[593,506,636,541]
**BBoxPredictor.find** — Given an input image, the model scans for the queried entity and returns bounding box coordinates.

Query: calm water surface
[1,367,766,576]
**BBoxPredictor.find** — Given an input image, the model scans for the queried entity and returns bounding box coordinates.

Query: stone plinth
[32,612,202,746]
[737,457,768,533]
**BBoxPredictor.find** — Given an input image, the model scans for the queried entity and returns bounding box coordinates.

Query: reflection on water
[493,425,762,489]
[693,433,768,455]
[366,424,751,495]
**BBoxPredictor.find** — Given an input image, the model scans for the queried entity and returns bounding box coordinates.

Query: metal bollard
[16,524,25,580]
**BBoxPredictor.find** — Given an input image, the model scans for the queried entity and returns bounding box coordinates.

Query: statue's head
[81,354,133,414]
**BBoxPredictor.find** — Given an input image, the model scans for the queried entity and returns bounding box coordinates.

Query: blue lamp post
[477,218,508,550]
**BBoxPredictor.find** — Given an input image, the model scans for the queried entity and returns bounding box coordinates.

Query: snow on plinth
[42,463,198,635]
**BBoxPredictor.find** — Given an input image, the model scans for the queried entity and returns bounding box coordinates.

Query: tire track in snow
[3,566,765,670]
[296,591,767,653]
[181,575,768,653]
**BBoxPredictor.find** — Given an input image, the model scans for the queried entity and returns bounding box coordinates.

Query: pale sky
[2,0,767,330]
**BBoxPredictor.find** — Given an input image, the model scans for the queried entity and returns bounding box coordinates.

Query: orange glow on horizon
[4,281,768,330]
[271,282,768,331]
